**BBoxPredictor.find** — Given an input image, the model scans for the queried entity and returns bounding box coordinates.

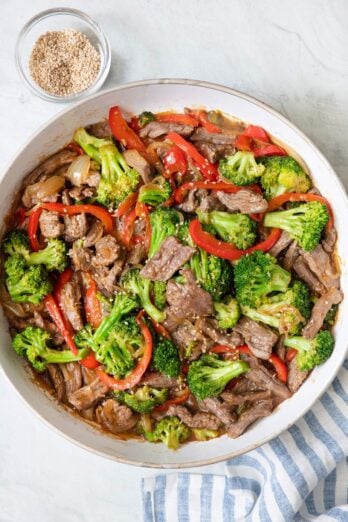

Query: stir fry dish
[1,106,342,450]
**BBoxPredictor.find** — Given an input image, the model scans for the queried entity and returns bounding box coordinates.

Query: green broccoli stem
[283,336,311,352]
[139,278,166,323]
[73,128,110,163]
[93,295,138,343]
[264,209,302,234]
[44,347,90,364]
[241,307,280,329]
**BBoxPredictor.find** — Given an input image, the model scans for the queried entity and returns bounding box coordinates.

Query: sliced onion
[25,176,65,201]
[66,155,91,187]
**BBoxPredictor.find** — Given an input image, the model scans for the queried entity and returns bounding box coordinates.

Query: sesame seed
[29,29,101,97]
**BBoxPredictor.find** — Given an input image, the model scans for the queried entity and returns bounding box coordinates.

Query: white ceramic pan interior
[0,80,347,468]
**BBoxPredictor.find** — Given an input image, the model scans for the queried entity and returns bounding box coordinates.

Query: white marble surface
[0,1,347,520]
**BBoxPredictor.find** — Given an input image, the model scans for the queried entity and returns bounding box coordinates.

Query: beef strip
[94,235,122,266]
[59,362,82,397]
[166,269,213,320]
[86,120,112,139]
[23,149,77,187]
[92,262,124,294]
[220,389,272,405]
[83,221,104,247]
[96,399,138,433]
[287,358,308,393]
[47,364,65,401]
[197,192,226,212]
[275,335,286,361]
[195,142,235,163]
[302,287,343,339]
[176,188,199,213]
[166,319,213,360]
[70,242,92,271]
[127,242,147,265]
[301,245,340,291]
[243,355,291,404]
[190,127,236,145]
[196,318,243,348]
[68,186,96,201]
[227,400,274,438]
[268,231,293,257]
[69,378,109,410]
[123,149,152,183]
[62,190,88,242]
[139,121,194,139]
[322,228,337,254]
[282,241,300,271]
[216,190,268,214]
[293,257,325,295]
[140,236,195,281]
[200,397,237,426]
[59,274,83,331]
[234,317,278,359]
[30,311,64,345]
[39,211,64,238]
[165,405,221,430]
[140,372,179,388]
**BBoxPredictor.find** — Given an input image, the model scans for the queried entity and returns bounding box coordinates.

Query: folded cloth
[142,360,347,522]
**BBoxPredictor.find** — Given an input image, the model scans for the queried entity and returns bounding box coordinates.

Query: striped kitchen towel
[142,359,347,522]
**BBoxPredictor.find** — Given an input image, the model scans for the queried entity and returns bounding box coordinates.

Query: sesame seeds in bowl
[15,8,111,103]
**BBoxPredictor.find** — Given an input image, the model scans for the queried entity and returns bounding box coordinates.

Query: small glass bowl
[15,7,111,103]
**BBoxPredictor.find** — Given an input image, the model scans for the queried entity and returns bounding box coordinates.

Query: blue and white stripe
[142,359,348,521]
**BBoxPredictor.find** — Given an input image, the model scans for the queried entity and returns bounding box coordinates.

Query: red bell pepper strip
[254,144,287,158]
[162,145,188,178]
[187,110,221,134]
[267,193,334,230]
[167,132,219,181]
[28,208,42,252]
[113,192,138,218]
[153,387,190,413]
[189,219,281,260]
[14,207,26,227]
[96,310,153,390]
[80,352,100,369]
[66,142,83,155]
[243,126,270,142]
[210,344,252,355]
[120,209,137,248]
[156,112,199,127]
[39,203,114,233]
[44,294,78,355]
[84,273,103,329]
[129,116,141,133]
[109,106,147,153]
[285,349,297,363]
[268,354,288,383]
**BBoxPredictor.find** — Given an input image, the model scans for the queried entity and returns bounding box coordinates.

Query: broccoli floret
[116,385,168,413]
[152,280,167,311]
[148,208,181,258]
[138,177,172,207]
[26,239,67,272]
[264,202,329,251]
[76,317,142,378]
[144,416,190,450]
[284,330,334,371]
[242,280,311,335]
[93,292,139,343]
[190,246,234,301]
[122,268,166,323]
[197,210,257,250]
[260,156,311,200]
[187,354,249,400]
[5,256,52,304]
[97,143,140,208]
[324,304,338,327]
[192,428,220,441]
[153,337,181,377]
[13,326,89,372]
[234,251,291,308]
[138,111,155,127]
[213,296,240,329]
[219,151,265,185]
[73,127,111,162]
[74,128,140,208]
[2,230,30,257]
